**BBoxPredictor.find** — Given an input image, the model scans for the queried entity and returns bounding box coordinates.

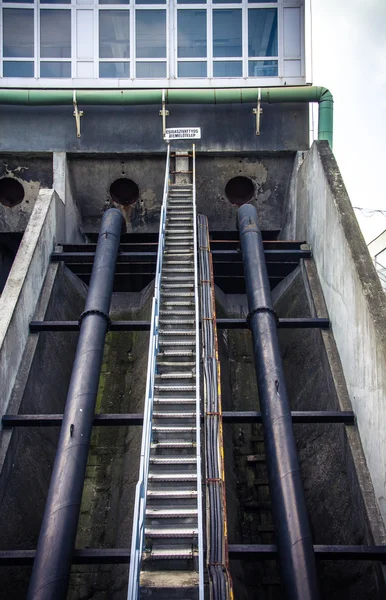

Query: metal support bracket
[73,90,84,138]
[159,89,169,139]
[253,88,263,136]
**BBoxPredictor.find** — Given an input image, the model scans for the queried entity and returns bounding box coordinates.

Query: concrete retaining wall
[0,189,64,422]
[285,140,386,527]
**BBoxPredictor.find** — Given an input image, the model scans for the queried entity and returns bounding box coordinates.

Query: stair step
[160,320,195,326]
[149,456,197,465]
[154,398,196,405]
[146,548,195,560]
[146,508,198,519]
[161,283,194,289]
[159,329,195,336]
[156,372,194,379]
[158,340,195,347]
[161,292,195,298]
[153,412,196,420]
[151,441,196,450]
[154,385,196,392]
[157,361,195,367]
[148,472,197,481]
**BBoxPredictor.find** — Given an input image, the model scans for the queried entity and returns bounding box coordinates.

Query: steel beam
[2,411,355,428]
[238,204,319,600]
[27,209,125,600]
[29,317,330,333]
[1,544,385,567]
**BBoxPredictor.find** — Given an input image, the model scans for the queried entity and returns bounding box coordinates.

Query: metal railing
[192,144,205,599]
[127,143,171,600]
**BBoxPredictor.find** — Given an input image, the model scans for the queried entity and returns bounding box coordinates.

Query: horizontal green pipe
[0,86,333,146]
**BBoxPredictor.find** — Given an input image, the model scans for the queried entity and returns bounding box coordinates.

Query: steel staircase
[128,146,204,599]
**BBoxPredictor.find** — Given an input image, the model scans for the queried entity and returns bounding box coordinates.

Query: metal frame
[127,143,170,600]
[0,0,305,87]
[193,144,205,599]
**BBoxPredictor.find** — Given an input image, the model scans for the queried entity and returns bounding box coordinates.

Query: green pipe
[0,86,333,146]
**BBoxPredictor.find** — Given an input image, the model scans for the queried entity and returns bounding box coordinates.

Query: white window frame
[0,0,305,87]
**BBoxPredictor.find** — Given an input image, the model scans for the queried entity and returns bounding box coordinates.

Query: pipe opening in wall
[110,178,139,206]
[0,178,25,208]
[225,176,254,206]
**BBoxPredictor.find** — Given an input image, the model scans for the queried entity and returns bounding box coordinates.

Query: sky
[308,0,386,245]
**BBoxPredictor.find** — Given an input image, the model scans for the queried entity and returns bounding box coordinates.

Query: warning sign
[165,127,201,140]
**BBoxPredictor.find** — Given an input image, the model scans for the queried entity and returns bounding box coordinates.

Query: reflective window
[178,61,206,77]
[3,61,34,77]
[40,62,71,77]
[248,8,278,57]
[136,61,166,77]
[99,10,130,58]
[99,62,130,78]
[178,10,206,58]
[248,59,278,76]
[3,9,34,58]
[40,10,71,58]
[213,60,242,77]
[213,10,242,58]
[136,10,166,59]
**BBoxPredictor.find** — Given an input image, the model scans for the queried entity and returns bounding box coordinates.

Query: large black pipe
[27,208,124,600]
[237,204,319,600]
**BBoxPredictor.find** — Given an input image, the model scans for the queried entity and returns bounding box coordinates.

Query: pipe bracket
[78,309,111,329]
[73,90,83,138]
[246,306,278,328]
[252,88,263,136]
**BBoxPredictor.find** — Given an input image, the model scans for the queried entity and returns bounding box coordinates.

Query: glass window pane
[3,61,34,77]
[137,0,166,4]
[99,0,128,3]
[3,9,34,58]
[99,10,130,58]
[213,60,242,77]
[99,61,130,77]
[213,0,241,3]
[178,61,206,77]
[40,0,71,4]
[249,0,276,2]
[136,61,166,77]
[248,8,278,57]
[213,10,241,57]
[178,0,207,3]
[248,59,278,77]
[40,10,71,58]
[40,61,71,77]
[177,10,206,58]
[3,0,33,3]
[136,10,166,59]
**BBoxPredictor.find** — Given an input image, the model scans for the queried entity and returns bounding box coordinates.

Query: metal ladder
[128,146,204,599]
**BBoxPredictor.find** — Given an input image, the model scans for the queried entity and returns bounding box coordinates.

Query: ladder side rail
[192,143,205,599]
[127,143,171,600]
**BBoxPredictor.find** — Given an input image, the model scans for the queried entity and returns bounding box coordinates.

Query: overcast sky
[309,0,386,244]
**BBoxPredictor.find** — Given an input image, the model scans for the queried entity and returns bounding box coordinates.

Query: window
[0,0,304,84]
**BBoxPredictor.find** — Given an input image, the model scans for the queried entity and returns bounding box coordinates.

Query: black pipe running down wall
[237,204,320,600]
[27,208,125,600]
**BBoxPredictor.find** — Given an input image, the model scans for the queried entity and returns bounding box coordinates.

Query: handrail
[192,144,205,598]
[127,143,171,600]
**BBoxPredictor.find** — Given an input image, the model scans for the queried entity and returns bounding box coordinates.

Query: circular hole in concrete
[0,178,25,208]
[109,178,139,206]
[225,176,254,206]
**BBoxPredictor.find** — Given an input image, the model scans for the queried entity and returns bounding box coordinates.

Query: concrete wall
[70,154,294,232]
[0,189,64,423]
[284,140,386,527]
[0,156,52,233]
[0,103,309,154]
